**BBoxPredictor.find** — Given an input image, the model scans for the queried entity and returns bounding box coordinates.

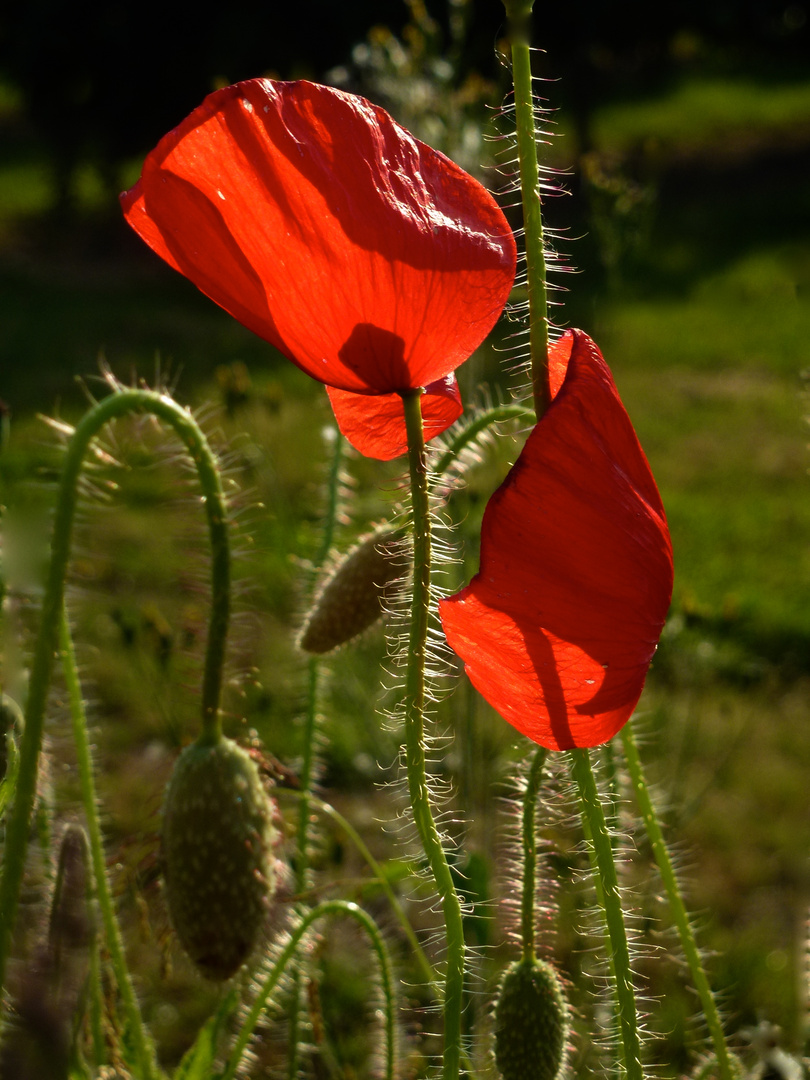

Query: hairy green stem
[402,389,465,1080]
[223,900,396,1080]
[0,387,230,997]
[288,430,344,1080]
[503,0,551,416]
[433,404,535,477]
[521,747,548,962]
[282,787,438,994]
[621,723,735,1080]
[569,748,642,1080]
[60,610,160,1079]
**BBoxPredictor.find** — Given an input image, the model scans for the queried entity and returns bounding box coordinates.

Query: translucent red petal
[439,330,674,750]
[326,375,463,461]
[121,79,516,396]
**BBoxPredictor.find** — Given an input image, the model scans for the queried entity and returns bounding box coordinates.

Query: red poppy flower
[439,330,673,751]
[121,78,516,459]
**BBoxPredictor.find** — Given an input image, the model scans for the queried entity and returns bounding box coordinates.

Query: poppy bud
[161,735,278,980]
[494,958,568,1080]
[298,528,407,654]
[0,693,23,782]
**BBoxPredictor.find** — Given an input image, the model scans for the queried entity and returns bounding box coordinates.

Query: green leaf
[173,985,241,1080]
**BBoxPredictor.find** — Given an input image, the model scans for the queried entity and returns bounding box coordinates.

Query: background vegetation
[1,0,810,1074]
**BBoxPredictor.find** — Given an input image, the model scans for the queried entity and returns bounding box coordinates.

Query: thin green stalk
[288,430,343,1080]
[223,900,396,1080]
[402,389,465,1080]
[60,610,160,1079]
[621,723,735,1080]
[0,387,229,998]
[503,0,551,417]
[433,404,535,477]
[521,747,548,962]
[282,788,438,993]
[569,748,642,1080]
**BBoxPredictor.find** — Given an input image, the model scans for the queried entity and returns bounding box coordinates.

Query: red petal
[439,330,673,750]
[121,79,516,395]
[327,374,463,461]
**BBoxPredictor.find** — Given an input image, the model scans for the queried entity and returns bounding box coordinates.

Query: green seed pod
[161,735,278,980]
[0,693,23,782]
[298,527,407,654]
[494,958,568,1080]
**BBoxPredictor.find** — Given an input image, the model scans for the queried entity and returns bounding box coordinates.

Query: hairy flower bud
[161,735,278,980]
[298,528,407,654]
[494,958,568,1080]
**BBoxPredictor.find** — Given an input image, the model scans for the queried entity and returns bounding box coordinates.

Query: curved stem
[59,609,160,1079]
[503,0,550,417]
[621,723,734,1080]
[0,387,230,994]
[281,787,438,994]
[433,404,535,477]
[521,747,548,962]
[569,748,642,1080]
[402,389,465,1080]
[223,900,396,1080]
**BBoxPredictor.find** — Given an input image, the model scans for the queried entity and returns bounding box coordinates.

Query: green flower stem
[282,787,438,994]
[621,723,735,1080]
[503,0,551,417]
[402,388,465,1080]
[288,430,343,1080]
[433,404,535,477]
[223,900,396,1080]
[569,748,642,1080]
[521,747,548,962]
[0,387,230,997]
[59,609,160,1080]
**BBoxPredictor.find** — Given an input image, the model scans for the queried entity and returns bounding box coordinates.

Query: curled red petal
[439,330,674,751]
[326,374,463,461]
[121,79,516,396]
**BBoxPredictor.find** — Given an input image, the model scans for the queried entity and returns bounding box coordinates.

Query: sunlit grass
[593,76,810,156]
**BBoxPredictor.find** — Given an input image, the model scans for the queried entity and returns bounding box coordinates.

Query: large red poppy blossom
[121,78,516,459]
[439,330,673,750]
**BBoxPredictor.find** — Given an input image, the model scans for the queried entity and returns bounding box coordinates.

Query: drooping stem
[521,746,548,962]
[402,388,465,1080]
[223,900,396,1080]
[621,723,735,1080]
[59,609,159,1080]
[0,387,230,994]
[569,748,642,1080]
[503,0,551,417]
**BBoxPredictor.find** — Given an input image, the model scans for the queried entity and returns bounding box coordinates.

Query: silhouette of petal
[439,330,673,750]
[122,79,515,408]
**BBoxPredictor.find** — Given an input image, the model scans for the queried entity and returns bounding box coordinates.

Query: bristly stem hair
[402,388,465,1080]
[621,722,736,1080]
[503,0,551,416]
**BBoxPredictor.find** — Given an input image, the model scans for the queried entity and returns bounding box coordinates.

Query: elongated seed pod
[298,527,407,654]
[494,957,568,1080]
[161,735,278,980]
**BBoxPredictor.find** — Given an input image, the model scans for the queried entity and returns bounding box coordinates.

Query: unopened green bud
[299,527,407,654]
[494,958,568,1080]
[161,735,278,980]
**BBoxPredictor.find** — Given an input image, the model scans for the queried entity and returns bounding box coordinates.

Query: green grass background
[2,68,810,1074]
